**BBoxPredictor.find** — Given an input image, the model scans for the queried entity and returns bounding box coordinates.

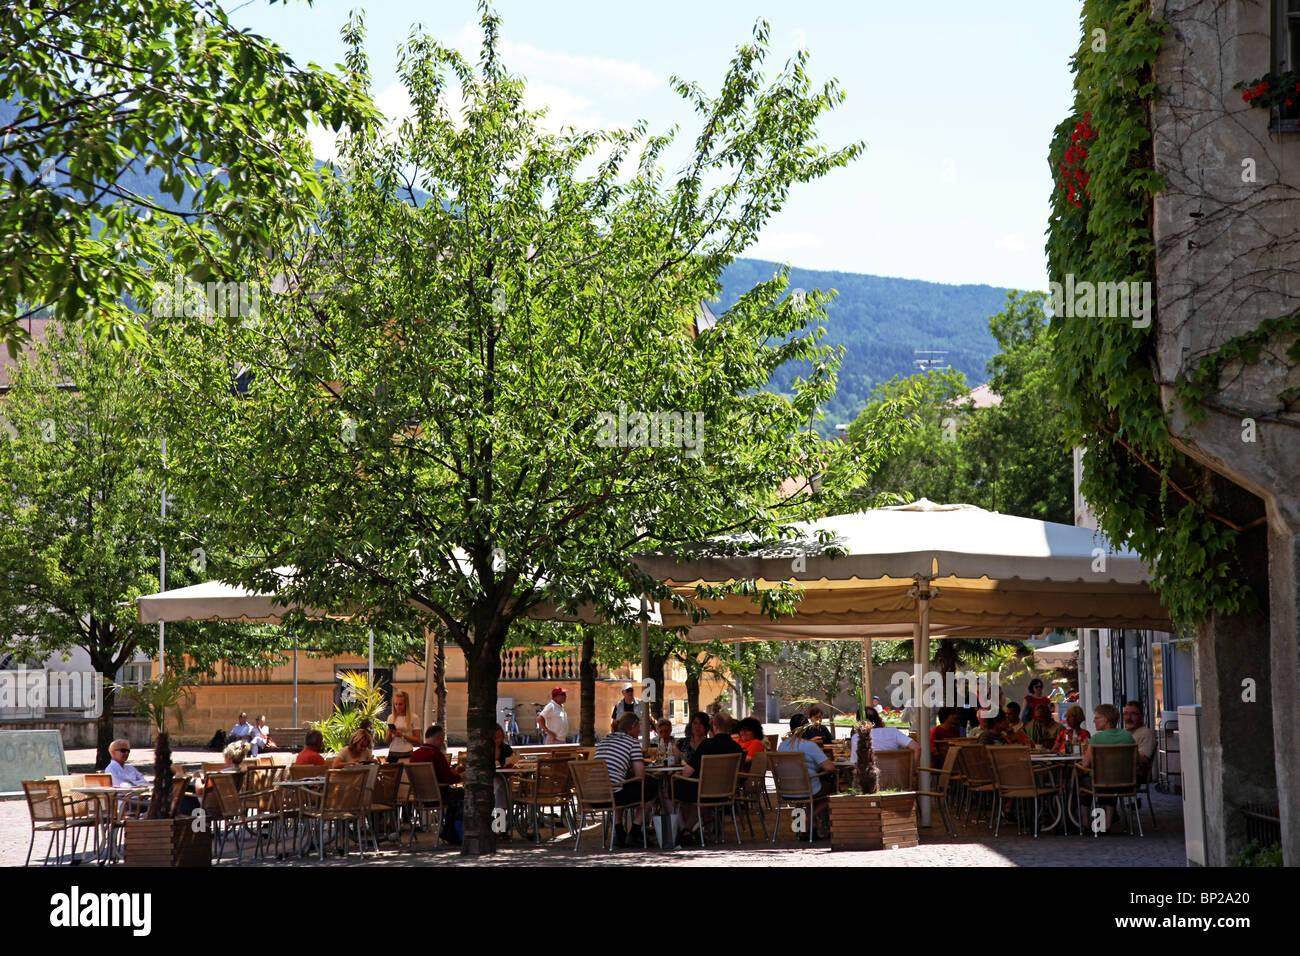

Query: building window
[1280,0,1300,72]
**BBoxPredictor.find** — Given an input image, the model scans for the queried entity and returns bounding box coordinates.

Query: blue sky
[232,1,1083,291]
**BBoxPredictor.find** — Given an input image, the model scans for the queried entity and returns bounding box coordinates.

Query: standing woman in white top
[386,690,421,763]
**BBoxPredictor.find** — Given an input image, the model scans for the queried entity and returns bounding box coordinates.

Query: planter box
[123,818,211,867]
[829,792,918,851]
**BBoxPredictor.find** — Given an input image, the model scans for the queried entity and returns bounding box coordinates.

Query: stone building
[161,644,729,747]
[1148,0,1300,864]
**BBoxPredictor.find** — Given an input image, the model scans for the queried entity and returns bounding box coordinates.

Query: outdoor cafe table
[72,786,151,863]
[1029,753,1083,834]
[645,764,685,849]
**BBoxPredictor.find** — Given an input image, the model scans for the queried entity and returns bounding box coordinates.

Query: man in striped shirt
[595,712,658,847]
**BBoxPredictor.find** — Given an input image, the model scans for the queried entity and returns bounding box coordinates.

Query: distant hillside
[715,260,1013,431]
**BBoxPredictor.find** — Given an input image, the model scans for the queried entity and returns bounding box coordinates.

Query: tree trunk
[579,630,596,746]
[685,671,700,718]
[146,730,172,819]
[434,634,447,726]
[94,660,117,771]
[461,629,503,857]
[649,651,666,721]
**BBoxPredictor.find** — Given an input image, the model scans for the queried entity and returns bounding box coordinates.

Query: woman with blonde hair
[385,690,420,763]
[332,725,375,767]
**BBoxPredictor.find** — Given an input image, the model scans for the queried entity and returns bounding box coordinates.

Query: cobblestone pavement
[0,787,1188,868]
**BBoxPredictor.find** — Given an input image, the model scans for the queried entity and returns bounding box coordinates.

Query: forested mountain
[6,93,1014,430]
[714,260,1013,430]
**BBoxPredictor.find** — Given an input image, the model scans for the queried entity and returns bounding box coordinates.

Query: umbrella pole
[861,638,872,719]
[293,637,299,730]
[640,596,650,749]
[914,577,932,827]
[422,625,436,732]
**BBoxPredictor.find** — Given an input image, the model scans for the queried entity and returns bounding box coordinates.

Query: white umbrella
[636,499,1171,824]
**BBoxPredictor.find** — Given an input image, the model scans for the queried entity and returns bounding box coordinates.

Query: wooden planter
[829,792,918,851]
[123,818,211,867]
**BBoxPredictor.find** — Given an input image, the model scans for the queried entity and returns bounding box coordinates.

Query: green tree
[846,292,1071,522]
[773,640,862,723]
[959,292,1071,522]
[0,0,377,351]
[847,368,970,506]
[146,9,885,856]
[0,324,283,767]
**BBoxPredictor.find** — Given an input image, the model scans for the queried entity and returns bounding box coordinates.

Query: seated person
[410,724,464,843]
[331,726,374,768]
[229,711,262,757]
[106,739,149,788]
[672,713,744,842]
[493,723,515,810]
[803,706,834,745]
[255,714,276,750]
[929,707,962,764]
[735,717,766,766]
[1122,701,1157,781]
[653,719,681,763]
[1004,701,1025,734]
[1079,703,1135,833]
[777,721,837,830]
[678,712,710,765]
[1025,703,1064,748]
[1054,705,1091,752]
[850,707,921,760]
[595,712,659,846]
[295,729,328,766]
[977,711,1011,746]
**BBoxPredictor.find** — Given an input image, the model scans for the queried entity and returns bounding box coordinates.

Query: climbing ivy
[1045,0,1254,628]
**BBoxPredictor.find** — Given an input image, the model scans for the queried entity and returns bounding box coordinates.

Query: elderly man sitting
[1024,703,1063,748]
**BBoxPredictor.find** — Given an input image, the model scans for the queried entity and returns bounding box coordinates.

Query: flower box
[828,792,918,851]
[123,818,211,867]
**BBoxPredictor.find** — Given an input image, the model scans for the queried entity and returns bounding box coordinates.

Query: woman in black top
[493,724,514,767]
[678,711,710,765]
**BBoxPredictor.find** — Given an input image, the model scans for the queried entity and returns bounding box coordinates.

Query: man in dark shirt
[410,724,463,843]
[804,706,834,745]
[671,713,743,843]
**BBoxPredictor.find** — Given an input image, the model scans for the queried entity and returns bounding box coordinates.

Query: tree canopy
[0,0,376,351]
[144,7,894,854]
[847,291,1072,522]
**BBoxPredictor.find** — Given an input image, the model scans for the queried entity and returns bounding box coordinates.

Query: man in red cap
[537,687,570,744]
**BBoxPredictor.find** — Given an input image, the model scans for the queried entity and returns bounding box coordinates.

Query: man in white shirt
[106,738,149,787]
[1123,700,1157,780]
[230,711,260,756]
[537,687,570,744]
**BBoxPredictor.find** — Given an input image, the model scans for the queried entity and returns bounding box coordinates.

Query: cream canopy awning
[640,500,1170,633]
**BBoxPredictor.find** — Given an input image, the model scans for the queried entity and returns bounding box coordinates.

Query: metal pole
[368,628,374,684]
[158,437,166,677]
[422,625,437,731]
[862,637,872,719]
[640,595,650,748]
[292,637,299,729]
[914,577,932,827]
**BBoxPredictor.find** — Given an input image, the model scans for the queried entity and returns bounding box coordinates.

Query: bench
[266,728,308,752]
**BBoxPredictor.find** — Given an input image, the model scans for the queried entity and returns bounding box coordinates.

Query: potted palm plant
[116,673,211,866]
[827,722,918,850]
[311,671,390,754]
